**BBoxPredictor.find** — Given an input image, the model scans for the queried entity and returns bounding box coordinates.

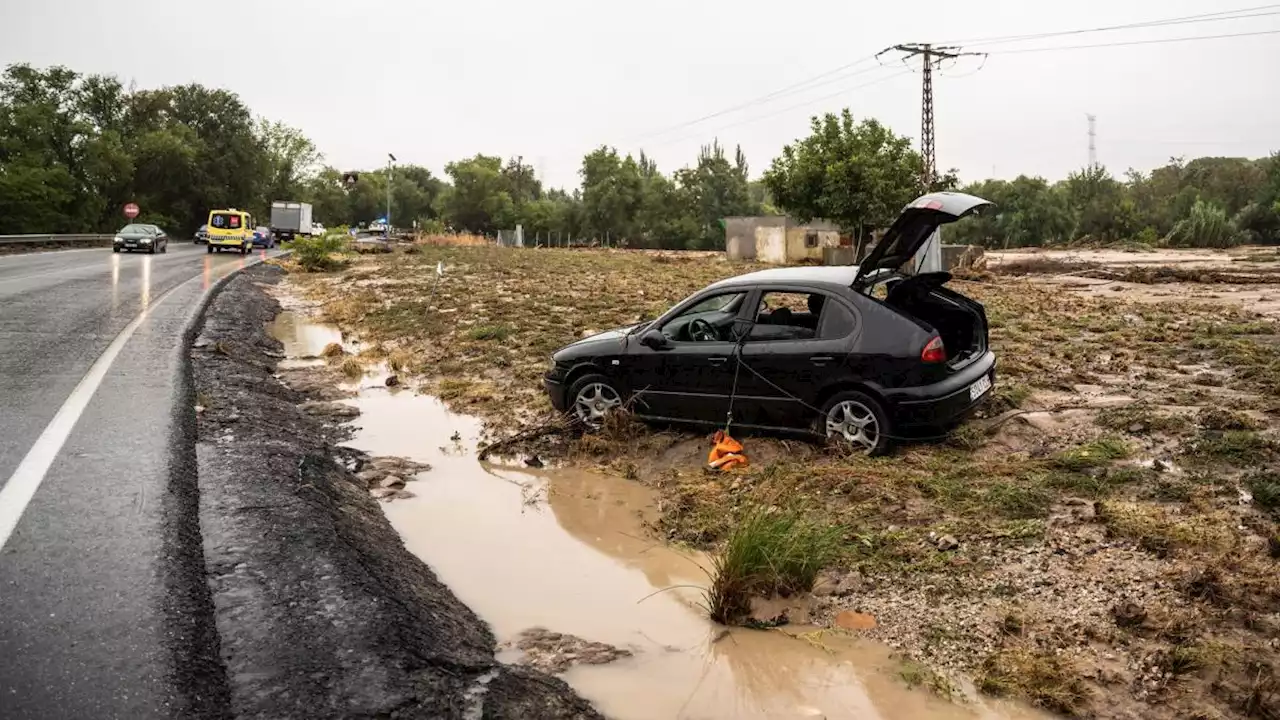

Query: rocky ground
[190,264,601,719]
[285,245,1280,719]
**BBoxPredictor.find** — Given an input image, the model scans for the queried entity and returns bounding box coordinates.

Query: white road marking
[0,279,188,550]
[0,249,266,551]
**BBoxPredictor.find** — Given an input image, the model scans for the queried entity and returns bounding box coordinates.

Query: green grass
[1246,472,1280,514]
[1188,430,1273,466]
[466,323,515,341]
[704,507,842,625]
[1049,437,1129,471]
[1198,407,1262,432]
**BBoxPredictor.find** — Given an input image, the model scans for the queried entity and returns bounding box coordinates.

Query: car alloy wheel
[825,399,880,452]
[573,382,621,429]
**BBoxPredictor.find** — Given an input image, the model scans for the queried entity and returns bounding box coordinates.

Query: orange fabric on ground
[707,430,748,471]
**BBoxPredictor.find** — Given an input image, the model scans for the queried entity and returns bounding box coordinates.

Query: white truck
[269,201,314,242]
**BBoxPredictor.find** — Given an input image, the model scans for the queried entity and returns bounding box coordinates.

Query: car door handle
[810,355,835,366]
[708,356,728,366]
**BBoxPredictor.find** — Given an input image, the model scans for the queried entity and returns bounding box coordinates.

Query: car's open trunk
[884,273,987,369]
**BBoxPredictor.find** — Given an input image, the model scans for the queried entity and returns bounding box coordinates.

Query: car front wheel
[819,390,890,456]
[567,374,622,430]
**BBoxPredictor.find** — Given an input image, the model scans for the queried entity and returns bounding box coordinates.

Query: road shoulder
[191,265,600,718]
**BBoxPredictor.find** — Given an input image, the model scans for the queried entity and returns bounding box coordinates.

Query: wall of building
[757,225,787,264]
[783,223,841,263]
[725,216,785,261]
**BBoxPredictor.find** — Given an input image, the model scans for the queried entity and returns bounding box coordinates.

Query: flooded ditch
[269,309,1045,720]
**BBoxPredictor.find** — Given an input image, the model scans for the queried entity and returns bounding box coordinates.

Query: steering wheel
[688,318,718,342]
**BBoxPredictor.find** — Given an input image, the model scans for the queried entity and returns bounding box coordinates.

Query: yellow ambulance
[206,208,255,254]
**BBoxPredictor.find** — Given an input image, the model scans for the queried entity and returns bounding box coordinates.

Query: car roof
[707,265,860,290]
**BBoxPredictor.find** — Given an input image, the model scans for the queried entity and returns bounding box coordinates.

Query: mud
[190,266,600,719]
[291,315,1047,720]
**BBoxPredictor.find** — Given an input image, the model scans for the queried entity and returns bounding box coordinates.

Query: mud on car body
[544,192,997,455]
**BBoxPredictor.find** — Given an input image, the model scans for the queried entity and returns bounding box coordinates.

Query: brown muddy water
[270,310,1046,720]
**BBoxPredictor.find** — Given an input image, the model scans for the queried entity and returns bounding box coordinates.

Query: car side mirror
[639,329,669,350]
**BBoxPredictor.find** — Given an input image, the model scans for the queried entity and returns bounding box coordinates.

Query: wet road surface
[0,243,279,719]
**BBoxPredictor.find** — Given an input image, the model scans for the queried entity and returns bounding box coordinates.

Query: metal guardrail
[0,233,115,246]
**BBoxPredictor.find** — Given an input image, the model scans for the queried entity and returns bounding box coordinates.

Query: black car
[544,192,997,454]
[194,224,209,244]
[112,223,169,254]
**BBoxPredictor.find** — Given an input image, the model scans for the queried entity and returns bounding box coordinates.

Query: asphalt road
[0,242,281,719]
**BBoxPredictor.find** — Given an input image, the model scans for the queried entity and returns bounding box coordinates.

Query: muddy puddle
[270,311,1046,720]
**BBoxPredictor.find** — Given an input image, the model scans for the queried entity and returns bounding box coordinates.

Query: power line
[986,28,1280,54]
[939,4,1280,46]
[623,53,881,143]
[648,69,911,149]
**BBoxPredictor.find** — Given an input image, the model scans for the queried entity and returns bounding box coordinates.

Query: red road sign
[123,203,139,219]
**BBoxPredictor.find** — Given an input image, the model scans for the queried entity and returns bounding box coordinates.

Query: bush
[291,233,348,272]
[1168,199,1235,249]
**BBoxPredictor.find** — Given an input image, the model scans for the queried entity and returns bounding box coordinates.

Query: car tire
[818,390,891,456]
[566,373,623,431]
[112,247,119,253]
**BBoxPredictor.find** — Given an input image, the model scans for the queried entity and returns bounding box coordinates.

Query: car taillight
[921,336,946,363]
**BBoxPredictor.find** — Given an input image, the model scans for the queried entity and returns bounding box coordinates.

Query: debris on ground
[289,245,1280,720]
[506,628,633,675]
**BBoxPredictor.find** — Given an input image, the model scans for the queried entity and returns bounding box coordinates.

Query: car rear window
[210,213,243,230]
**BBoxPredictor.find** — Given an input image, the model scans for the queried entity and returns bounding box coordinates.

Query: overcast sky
[2,0,1277,189]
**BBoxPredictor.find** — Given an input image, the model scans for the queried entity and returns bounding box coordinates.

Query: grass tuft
[467,323,515,342]
[977,646,1092,715]
[1050,437,1129,471]
[1246,472,1280,514]
[1199,407,1262,432]
[321,342,344,358]
[340,357,364,379]
[704,507,842,625]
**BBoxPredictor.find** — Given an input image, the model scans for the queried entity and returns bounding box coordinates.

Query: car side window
[748,291,823,341]
[817,299,857,339]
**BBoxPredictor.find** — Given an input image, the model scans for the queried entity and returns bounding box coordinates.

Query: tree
[441,154,514,235]
[673,141,756,250]
[257,119,322,205]
[580,146,644,241]
[763,110,921,242]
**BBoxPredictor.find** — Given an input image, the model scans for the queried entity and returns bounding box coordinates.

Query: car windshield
[120,224,150,234]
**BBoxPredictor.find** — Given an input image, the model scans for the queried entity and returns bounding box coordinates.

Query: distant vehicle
[206,209,255,254]
[270,201,313,242]
[252,226,276,249]
[368,221,388,233]
[194,224,209,244]
[544,192,997,456]
[113,223,170,254]
[311,222,326,236]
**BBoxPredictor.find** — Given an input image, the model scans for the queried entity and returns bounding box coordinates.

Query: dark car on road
[252,226,276,249]
[194,224,209,244]
[544,192,997,454]
[112,223,169,254]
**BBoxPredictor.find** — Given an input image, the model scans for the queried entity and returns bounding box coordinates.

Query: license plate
[969,375,992,401]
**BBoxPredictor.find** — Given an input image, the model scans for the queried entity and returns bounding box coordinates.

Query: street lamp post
[386,153,396,238]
